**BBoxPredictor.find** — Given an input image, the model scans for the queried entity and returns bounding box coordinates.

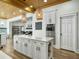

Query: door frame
[60,12,78,52]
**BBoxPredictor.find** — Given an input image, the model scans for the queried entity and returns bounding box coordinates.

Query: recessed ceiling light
[13,12,16,15]
[25,7,29,10]
[19,10,23,13]
[1,12,4,16]
[44,0,47,2]
[25,7,31,11]
[30,5,33,8]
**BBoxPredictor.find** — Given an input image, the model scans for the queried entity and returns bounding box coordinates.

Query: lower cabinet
[13,36,18,50]
[32,41,48,59]
[1,34,7,46]
[23,39,32,58]
[13,36,53,59]
[14,37,32,58]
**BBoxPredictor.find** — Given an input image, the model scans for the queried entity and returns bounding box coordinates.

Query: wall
[56,0,79,50]
[45,0,79,50]
[32,0,79,51]
[32,14,45,38]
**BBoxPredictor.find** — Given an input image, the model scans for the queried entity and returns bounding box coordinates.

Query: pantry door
[60,14,77,51]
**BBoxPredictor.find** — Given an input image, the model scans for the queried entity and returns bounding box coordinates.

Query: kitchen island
[13,35,54,59]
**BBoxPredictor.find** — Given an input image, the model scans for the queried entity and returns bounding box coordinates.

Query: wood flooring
[1,39,79,59]
[53,48,79,59]
[1,39,30,59]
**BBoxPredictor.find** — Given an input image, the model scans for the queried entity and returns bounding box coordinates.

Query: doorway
[60,13,77,51]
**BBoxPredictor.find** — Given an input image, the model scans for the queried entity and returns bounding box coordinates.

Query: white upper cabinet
[45,11,56,24]
[0,20,7,28]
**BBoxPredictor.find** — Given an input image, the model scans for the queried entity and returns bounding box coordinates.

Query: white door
[60,14,77,51]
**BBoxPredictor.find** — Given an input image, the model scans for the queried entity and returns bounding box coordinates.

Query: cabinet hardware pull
[36,47,40,51]
[16,41,18,43]
[24,43,27,47]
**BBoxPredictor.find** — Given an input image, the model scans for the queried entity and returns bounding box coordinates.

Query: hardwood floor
[53,48,79,59]
[1,39,79,59]
[1,39,31,59]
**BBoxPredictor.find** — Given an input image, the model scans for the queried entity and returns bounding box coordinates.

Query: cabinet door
[13,37,21,52]
[23,39,29,56]
[15,40,19,51]
[17,39,21,52]
[32,41,41,59]
[27,39,32,58]
[19,38,23,53]
[13,37,18,50]
[45,11,56,24]
[1,35,6,45]
[22,39,32,57]
[40,42,48,59]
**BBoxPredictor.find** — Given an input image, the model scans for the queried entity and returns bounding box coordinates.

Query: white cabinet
[23,39,28,56]
[23,38,32,58]
[13,37,32,58]
[0,20,7,28]
[40,42,48,59]
[32,41,41,59]
[14,36,18,50]
[18,38,23,53]
[13,36,53,59]
[14,37,22,53]
[45,11,56,24]
[13,36,17,50]
[32,40,53,59]
[1,35,7,46]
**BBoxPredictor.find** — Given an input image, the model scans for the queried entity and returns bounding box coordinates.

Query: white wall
[32,14,45,38]
[32,0,79,50]
[56,0,79,49]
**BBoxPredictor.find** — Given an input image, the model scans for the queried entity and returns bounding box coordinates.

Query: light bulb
[38,13,41,17]
[44,0,47,2]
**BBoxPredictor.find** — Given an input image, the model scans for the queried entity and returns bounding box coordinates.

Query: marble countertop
[14,35,54,42]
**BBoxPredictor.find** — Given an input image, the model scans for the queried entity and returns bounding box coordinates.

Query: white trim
[60,12,78,52]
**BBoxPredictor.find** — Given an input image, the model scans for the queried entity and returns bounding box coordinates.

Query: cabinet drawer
[32,41,47,46]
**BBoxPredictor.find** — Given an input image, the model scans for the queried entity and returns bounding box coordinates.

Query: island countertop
[14,35,54,42]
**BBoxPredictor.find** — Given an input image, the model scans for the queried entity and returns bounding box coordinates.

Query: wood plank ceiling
[0,1,26,19]
[0,0,69,19]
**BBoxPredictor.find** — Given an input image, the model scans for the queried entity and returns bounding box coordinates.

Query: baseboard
[75,50,79,54]
[53,45,60,49]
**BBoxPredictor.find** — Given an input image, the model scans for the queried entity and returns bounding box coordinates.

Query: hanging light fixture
[21,13,27,23]
[35,0,43,20]
[35,7,43,20]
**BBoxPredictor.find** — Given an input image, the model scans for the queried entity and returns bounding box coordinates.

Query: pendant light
[35,0,43,20]
[35,7,43,20]
[21,13,27,23]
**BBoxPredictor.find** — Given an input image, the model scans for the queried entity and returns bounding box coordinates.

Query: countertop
[14,35,54,42]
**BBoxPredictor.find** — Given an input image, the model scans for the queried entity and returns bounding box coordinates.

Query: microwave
[46,24,55,31]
